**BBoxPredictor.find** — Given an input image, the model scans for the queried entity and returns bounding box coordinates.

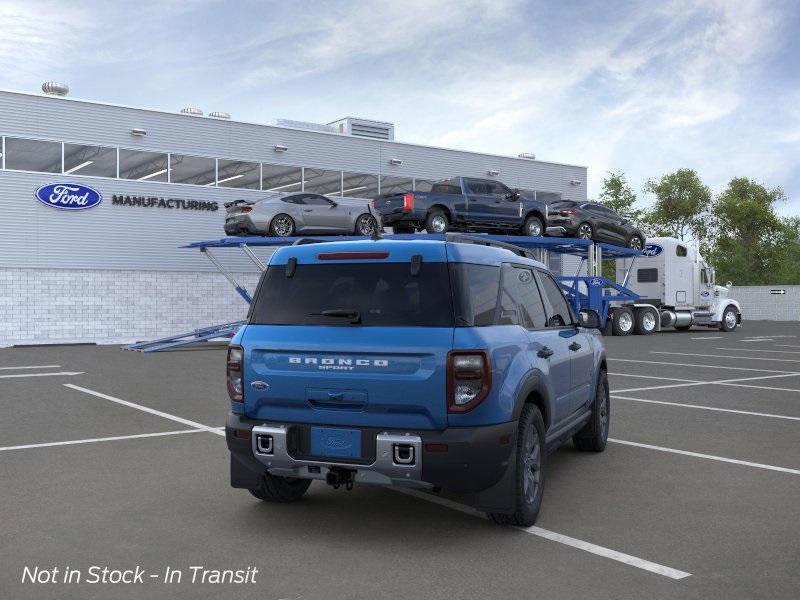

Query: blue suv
[225,236,609,526]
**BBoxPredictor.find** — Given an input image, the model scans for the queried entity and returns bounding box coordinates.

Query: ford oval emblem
[588,277,604,287]
[35,183,102,210]
[641,244,663,257]
[251,381,269,391]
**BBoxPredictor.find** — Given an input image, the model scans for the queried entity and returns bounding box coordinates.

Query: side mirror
[505,189,521,201]
[726,281,732,288]
[578,309,601,329]
[329,201,338,208]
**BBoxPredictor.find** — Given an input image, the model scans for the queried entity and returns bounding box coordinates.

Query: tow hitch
[326,467,356,491]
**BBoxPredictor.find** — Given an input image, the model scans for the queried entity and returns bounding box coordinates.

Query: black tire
[355,213,378,236]
[249,473,311,503]
[576,222,593,240]
[573,370,610,452]
[425,209,449,234]
[488,404,546,527]
[611,307,634,336]
[392,223,415,234]
[627,235,644,251]
[522,215,544,237]
[269,214,295,237]
[720,306,738,332]
[633,307,657,335]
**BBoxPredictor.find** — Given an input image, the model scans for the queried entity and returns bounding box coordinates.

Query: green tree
[642,169,711,241]
[707,177,786,285]
[598,171,641,221]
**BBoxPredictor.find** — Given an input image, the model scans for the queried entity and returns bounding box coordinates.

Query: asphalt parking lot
[2,320,799,599]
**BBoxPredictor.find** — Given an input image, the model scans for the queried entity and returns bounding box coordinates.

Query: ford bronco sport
[225,236,609,526]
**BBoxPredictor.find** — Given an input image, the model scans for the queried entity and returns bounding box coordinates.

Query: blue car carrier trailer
[126,233,643,352]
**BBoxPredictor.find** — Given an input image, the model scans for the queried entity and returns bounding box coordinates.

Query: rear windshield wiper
[310,309,362,324]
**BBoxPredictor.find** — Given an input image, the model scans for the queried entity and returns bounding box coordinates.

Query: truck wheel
[720,306,738,332]
[522,215,544,237]
[269,214,295,237]
[425,210,449,233]
[573,370,609,452]
[249,473,311,503]
[611,307,634,336]
[633,308,657,335]
[488,404,546,527]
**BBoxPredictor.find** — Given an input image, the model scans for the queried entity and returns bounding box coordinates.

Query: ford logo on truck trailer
[641,243,663,257]
[35,183,102,210]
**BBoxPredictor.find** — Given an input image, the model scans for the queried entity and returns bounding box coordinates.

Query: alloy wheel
[618,311,633,332]
[725,310,737,329]
[527,220,542,236]
[272,216,293,236]
[578,224,592,239]
[522,424,542,505]
[357,215,376,236]
[431,215,447,233]
[629,236,643,250]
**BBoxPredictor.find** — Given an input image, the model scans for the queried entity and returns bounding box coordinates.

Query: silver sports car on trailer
[224,192,381,237]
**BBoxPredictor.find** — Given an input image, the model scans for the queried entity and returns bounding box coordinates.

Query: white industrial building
[0,84,589,346]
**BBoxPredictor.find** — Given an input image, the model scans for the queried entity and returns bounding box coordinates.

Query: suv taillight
[402,193,414,212]
[560,209,576,215]
[227,345,244,402]
[241,207,252,213]
[447,351,491,413]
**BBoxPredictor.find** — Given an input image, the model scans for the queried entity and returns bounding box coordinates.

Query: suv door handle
[569,342,582,351]
[537,347,554,359]
[303,209,313,212]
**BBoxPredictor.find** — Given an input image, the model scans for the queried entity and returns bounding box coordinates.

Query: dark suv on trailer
[547,200,645,249]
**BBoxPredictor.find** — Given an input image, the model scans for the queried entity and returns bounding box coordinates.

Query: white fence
[730,286,800,322]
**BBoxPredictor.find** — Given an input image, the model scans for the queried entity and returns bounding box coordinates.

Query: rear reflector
[317,252,389,260]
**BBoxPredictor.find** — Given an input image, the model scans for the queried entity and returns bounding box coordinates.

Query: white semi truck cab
[611,237,742,335]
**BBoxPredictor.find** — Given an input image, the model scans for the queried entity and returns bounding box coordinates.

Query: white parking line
[776,344,800,349]
[0,371,84,379]
[715,347,800,354]
[63,384,225,436]
[609,439,800,476]
[739,338,774,343]
[610,373,698,383]
[690,336,724,340]
[612,372,800,394]
[609,358,799,374]
[0,429,205,452]
[612,395,800,422]
[652,351,800,364]
[392,488,691,580]
[0,364,61,370]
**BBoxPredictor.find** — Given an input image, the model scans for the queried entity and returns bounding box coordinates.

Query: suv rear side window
[499,266,547,328]
[536,271,574,327]
[250,262,453,327]
[450,263,500,326]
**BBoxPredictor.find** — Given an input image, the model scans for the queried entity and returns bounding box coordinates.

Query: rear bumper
[547,218,578,234]
[226,413,516,493]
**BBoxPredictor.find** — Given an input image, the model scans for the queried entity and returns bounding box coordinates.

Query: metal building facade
[0,89,588,345]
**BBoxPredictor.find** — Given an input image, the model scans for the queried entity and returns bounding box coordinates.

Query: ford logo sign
[641,243,663,257]
[35,183,102,210]
[588,277,604,287]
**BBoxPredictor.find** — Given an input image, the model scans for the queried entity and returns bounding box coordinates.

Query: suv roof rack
[444,233,537,260]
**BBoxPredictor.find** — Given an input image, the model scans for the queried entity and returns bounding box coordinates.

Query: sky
[2,0,799,214]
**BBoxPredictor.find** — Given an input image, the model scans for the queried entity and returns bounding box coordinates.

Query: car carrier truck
[609,236,742,335]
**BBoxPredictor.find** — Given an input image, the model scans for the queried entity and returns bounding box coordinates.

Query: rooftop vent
[180,106,203,116]
[518,152,536,160]
[328,117,395,141]
[42,82,69,96]
[269,119,337,134]
[208,111,231,119]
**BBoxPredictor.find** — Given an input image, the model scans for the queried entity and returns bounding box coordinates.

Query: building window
[63,144,117,177]
[4,137,61,173]
[341,172,379,198]
[304,168,342,196]
[413,178,436,192]
[217,159,260,189]
[379,175,413,195]
[170,154,216,186]
[262,164,302,192]
[119,149,169,182]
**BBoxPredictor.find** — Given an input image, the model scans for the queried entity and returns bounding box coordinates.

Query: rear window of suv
[249,262,454,327]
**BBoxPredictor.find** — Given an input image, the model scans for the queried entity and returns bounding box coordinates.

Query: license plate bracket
[310,427,361,459]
